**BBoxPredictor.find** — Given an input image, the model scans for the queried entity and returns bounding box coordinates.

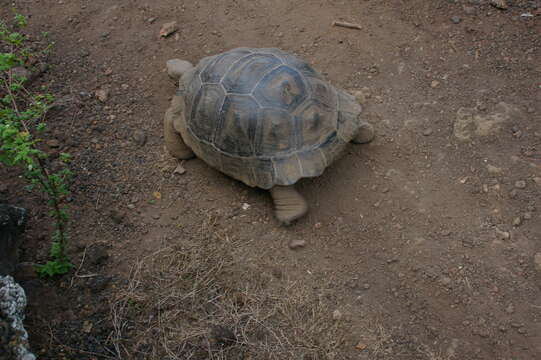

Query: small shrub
[0,12,72,277]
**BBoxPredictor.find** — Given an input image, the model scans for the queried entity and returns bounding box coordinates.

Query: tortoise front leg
[164,94,195,160]
[351,122,375,144]
[269,185,308,225]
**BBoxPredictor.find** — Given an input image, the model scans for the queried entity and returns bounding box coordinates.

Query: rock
[332,309,343,320]
[533,177,541,186]
[439,276,452,286]
[211,325,236,347]
[14,263,37,282]
[495,228,510,240]
[523,212,532,220]
[464,6,476,15]
[85,275,111,292]
[352,87,371,104]
[514,180,526,189]
[486,164,503,174]
[355,342,368,351]
[159,21,179,37]
[512,217,522,227]
[422,128,433,136]
[0,205,27,276]
[132,129,147,146]
[173,163,186,175]
[9,67,34,83]
[451,16,462,24]
[288,239,306,249]
[109,209,125,224]
[454,102,522,141]
[95,89,109,102]
[534,253,541,273]
[46,139,60,148]
[0,275,36,360]
[166,59,194,80]
[86,244,109,266]
[490,0,508,10]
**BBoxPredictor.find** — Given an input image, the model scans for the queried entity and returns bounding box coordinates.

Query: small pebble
[174,163,186,175]
[422,128,433,136]
[490,0,508,10]
[495,228,510,240]
[486,164,503,174]
[431,80,441,88]
[515,180,526,189]
[332,310,343,321]
[159,21,178,37]
[132,129,147,146]
[95,89,109,102]
[355,343,367,351]
[288,239,306,249]
[451,16,462,24]
[46,139,60,148]
[110,210,126,224]
[523,212,532,220]
[534,253,541,273]
[512,217,522,227]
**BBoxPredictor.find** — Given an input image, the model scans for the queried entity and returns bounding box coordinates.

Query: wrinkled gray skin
[164,53,374,225]
[0,276,36,360]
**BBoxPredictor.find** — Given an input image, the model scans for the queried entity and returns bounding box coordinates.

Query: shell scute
[214,94,259,157]
[253,65,307,111]
[221,53,281,94]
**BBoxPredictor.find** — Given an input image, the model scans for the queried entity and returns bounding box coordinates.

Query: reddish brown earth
[1,0,540,359]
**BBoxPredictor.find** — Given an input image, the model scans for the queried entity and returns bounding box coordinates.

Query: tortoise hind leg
[351,122,375,144]
[270,185,308,226]
[164,95,195,160]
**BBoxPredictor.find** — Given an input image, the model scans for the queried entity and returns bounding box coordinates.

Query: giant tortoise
[164,47,374,225]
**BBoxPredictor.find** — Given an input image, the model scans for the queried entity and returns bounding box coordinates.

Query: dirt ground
[1,0,541,359]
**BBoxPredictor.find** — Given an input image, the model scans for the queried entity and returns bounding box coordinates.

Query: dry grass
[109,220,348,360]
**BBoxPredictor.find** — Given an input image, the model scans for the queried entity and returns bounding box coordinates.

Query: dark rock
[9,67,33,83]
[0,205,27,276]
[109,209,126,224]
[85,275,112,292]
[86,244,109,266]
[211,325,237,347]
[132,130,147,146]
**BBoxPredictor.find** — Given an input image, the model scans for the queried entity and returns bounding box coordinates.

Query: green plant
[0,13,72,277]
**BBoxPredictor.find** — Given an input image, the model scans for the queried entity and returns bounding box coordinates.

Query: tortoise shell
[177,47,362,189]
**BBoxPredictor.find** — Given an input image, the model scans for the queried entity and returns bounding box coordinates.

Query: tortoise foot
[352,122,375,144]
[164,96,195,160]
[270,186,308,226]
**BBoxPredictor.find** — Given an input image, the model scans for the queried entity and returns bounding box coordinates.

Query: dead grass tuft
[110,220,348,359]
